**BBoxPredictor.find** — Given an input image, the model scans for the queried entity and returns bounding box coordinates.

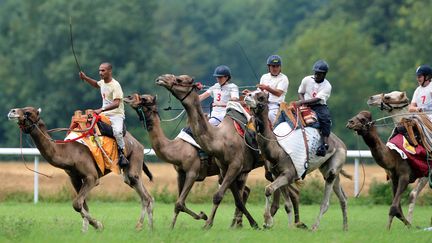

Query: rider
[79,62,129,168]
[296,60,332,156]
[199,65,239,126]
[408,64,432,116]
[243,55,289,126]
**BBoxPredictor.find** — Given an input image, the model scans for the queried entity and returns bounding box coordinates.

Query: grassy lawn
[0,201,431,243]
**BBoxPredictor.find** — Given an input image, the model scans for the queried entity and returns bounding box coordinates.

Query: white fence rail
[0,148,371,204]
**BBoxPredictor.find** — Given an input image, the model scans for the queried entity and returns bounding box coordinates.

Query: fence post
[354,158,359,196]
[34,156,39,204]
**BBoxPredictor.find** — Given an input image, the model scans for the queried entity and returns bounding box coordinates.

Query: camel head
[367,91,409,111]
[346,110,374,135]
[155,74,202,102]
[244,90,269,115]
[7,107,42,133]
[124,93,157,110]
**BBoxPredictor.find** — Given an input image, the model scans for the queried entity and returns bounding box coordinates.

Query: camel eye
[176,78,182,83]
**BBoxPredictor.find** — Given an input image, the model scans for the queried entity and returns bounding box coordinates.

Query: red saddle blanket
[388,134,430,178]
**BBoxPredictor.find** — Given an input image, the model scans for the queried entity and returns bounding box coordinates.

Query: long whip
[236,41,260,83]
[69,16,83,79]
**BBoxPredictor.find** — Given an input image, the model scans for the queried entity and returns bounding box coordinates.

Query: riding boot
[118,147,129,168]
[316,136,329,157]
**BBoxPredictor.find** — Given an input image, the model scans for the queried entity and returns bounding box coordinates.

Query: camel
[367,90,429,223]
[346,110,427,229]
[7,107,154,232]
[124,93,221,228]
[124,93,302,228]
[244,91,348,231]
[156,74,265,229]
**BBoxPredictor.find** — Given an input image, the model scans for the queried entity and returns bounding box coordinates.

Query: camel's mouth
[366,95,381,106]
[7,109,20,121]
[244,94,257,108]
[155,75,173,88]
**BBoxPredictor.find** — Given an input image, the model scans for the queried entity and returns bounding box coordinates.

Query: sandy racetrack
[0,161,389,200]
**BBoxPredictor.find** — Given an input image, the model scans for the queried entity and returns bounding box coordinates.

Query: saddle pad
[273,122,334,179]
[387,134,429,178]
[226,101,251,122]
[176,130,201,149]
[65,132,120,175]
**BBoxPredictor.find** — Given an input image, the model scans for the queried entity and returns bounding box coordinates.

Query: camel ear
[154,95,157,102]
[37,108,42,115]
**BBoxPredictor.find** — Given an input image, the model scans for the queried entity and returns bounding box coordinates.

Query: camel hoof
[203,223,213,230]
[136,222,143,231]
[295,222,308,229]
[311,224,319,232]
[263,223,272,230]
[199,211,208,221]
[95,222,104,232]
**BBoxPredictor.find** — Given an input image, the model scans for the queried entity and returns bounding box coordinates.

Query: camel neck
[360,126,393,169]
[255,109,282,163]
[29,121,58,164]
[146,110,171,152]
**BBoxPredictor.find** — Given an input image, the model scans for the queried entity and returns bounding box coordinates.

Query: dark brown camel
[367,90,429,223]
[244,91,349,231]
[346,110,420,229]
[124,93,221,228]
[7,107,154,232]
[156,74,263,229]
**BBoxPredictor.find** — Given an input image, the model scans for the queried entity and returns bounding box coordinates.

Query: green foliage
[2,0,432,150]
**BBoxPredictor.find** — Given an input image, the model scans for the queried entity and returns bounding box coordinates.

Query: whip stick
[236,41,260,83]
[69,16,83,77]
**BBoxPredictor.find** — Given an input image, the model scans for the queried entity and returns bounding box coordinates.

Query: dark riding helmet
[213,65,231,77]
[266,55,282,66]
[312,60,329,73]
[415,65,432,78]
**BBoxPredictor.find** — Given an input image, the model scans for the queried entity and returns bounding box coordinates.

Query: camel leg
[387,176,410,230]
[270,188,281,217]
[172,170,207,229]
[70,175,103,232]
[278,186,294,226]
[204,166,250,229]
[407,177,427,223]
[311,170,337,231]
[263,170,294,228]
[229,177,259,229]
[286,184,307,229]
[332,175,348,231]
[231,175,250,228]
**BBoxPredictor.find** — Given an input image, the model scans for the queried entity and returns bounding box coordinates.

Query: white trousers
[268,103,280,126]
[108,115,125,149]
[209,110,226,126]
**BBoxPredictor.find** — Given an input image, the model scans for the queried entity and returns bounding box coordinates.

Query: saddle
[393,114,432,153]
[68,110,126,138]
[274,102,319,129]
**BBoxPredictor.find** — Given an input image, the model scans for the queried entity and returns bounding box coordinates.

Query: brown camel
[244,91,348,231]
[7,107,154,232]
[156,74,263,229]
[346,110,423,229]
[124,93,221,228]
[124,93,301,228]
[367,90,429,223]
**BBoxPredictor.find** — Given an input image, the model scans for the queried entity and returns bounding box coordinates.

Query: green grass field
[0,202,431,243]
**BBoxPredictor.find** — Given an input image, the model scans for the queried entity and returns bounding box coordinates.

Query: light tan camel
[244,91,348,231]
[346,110,424,229]
[124,93,302,228]
[367,91,429,223]
[156,74,263,229]
[7,107,154,232]
[124,93,221,228]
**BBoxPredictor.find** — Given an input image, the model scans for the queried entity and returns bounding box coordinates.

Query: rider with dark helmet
[409,64,432,113]
[199,65,239,126]
[296,59,332,156]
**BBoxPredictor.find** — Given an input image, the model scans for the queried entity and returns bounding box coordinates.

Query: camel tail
[340,169,353,180]
[142,160,153,181]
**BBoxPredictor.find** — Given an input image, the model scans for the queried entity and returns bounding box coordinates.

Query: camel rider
[199,65,239,126]
[79,62,129,168]
[296,60,332,156]
[243,55,289,126]
[408,64,432,118]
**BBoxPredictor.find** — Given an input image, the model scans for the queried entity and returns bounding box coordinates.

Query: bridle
[135,98,158,131]
[379,93,409,112]
[19,112,40,134]
[168,77,201,102]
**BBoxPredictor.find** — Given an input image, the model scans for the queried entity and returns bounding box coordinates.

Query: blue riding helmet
[416,65,432,77]
[312,60,329,73]
[266,55,282,66]
[213,65,231,77]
